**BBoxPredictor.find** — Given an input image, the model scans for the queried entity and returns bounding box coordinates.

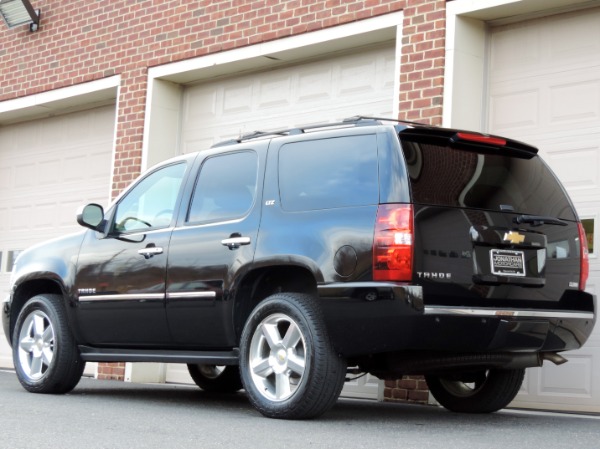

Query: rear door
[165,146,266,348]
[399,130,589,312]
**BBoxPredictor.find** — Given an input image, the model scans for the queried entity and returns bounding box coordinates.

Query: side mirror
[76,203,105,231]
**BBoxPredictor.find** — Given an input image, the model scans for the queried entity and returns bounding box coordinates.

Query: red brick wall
[0,0,446,198]
[97,362,127,381]
[399,0,446,124]
[1,0,446,388]
[385,377,430,403]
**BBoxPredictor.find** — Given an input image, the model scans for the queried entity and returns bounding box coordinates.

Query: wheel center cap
[276,349,287,363]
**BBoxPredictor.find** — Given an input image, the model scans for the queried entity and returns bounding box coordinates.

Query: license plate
[490,249,526,277]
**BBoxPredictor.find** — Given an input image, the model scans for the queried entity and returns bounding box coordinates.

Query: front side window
[113,163,186,233]
[187,151,258,224]
[278,135,379,211]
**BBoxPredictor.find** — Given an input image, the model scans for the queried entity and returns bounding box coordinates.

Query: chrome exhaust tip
[542,352,568,366]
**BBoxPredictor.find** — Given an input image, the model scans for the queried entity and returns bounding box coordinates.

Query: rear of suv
[2,117,596,419]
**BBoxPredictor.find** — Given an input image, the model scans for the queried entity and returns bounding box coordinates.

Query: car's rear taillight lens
[578,222,590,291]
[373,204,414,281]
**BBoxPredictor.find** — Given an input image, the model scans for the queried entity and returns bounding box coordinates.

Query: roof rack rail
[210,116,429,148]
[343,115,430,127]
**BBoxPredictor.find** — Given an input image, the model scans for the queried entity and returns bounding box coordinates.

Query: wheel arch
[233,263,319,345]
[7,279,66,346]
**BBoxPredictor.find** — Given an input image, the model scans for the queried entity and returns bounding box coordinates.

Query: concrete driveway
[1,369,598,449]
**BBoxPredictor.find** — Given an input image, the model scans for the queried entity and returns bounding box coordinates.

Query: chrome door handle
[137,246,164,259]
[221,236,251,249]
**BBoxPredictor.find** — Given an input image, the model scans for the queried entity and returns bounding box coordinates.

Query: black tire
[425,368,525,413]
[187,364,243,393]
[12,294,85,394]
[239,293,346,420]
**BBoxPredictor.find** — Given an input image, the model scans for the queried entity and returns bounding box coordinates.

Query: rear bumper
[318,282,596,357]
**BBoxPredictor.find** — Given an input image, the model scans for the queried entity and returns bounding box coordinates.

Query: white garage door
[0,106,115,369]
[164,44,396,399]
[487,7,600,413]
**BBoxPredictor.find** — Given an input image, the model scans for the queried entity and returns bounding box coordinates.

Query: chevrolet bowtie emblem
[503,231,525,244]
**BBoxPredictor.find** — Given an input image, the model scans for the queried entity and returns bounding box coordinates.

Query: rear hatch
[397,127,592,312]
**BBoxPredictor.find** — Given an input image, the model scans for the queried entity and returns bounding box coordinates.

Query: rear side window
[400,139,576,220]
[187,151,258,224]
[279,135,379,211]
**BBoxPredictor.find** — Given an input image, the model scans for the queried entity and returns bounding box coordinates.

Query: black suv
[2,117,596,419]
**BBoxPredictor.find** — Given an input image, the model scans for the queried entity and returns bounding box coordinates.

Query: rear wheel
[425,368,525,413]
[239,293,346,419]
[187,364,243,393]
[12,294,85,394]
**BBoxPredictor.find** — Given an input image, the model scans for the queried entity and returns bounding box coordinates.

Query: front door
[75,162,189,345]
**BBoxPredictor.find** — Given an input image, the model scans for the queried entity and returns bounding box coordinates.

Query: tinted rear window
[400,139,576,220]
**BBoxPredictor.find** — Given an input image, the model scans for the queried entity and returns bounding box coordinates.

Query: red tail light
[373,204,414,281]
[577,222,590,291]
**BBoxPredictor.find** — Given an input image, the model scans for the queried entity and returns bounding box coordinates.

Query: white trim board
[0,76,120,126]
[142,11,404,170]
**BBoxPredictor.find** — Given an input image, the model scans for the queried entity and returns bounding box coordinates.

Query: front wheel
[239,293,346,419]
[425,368,525,413]
[12,294,85,394]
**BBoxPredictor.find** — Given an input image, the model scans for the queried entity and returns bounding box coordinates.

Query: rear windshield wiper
[514,215,568,227]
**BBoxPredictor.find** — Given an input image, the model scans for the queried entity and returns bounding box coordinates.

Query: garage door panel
[184,88,218,122]
[14,162,37,188]
[58,200,83,227]
[491,8,600,82]
[522,134,600,203]
[10,205,32,231]
[0,104,115,310]
[0,105,114,370]
[182,137,216,155]
[89,149,114,181]
[489,88,539,133]
[545,144,599,193]
[549,12,600,63]
[490,69,600,136]
[258,76,292,109]
[223,82,254,114]
[0,208,7,233]
[490,7,600,413]
[0,167,9,190]
[338,58,378,95]
[181,45,395,151]
[550,79,600,124]
[64,155,90,182]
[39,160,62,185]
[32,202,56,229]
[537,355,593,398]
[298,67,333,102]
[490,24,541,80]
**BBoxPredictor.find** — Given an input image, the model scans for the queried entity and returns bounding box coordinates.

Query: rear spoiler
[398,127,538,159]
